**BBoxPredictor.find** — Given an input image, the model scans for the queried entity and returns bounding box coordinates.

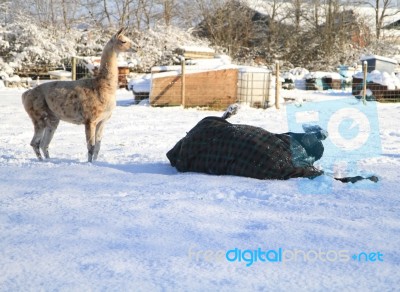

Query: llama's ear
[116,27,125,37]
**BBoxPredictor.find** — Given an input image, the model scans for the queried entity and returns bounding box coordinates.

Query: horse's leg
[92,120,107,161]
[85,121,96,162]
[40,116,60,159]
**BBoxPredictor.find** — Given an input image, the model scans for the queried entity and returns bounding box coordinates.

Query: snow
[281,68,311,90]
[244,0,400,29]
[305,71,343,80]
[128,74,152,93]
[47,70,72,80]
[186,55,232,67]
[178,46,215,53]
[238,66,270,73]
[4,75,21,82]
[1,87,400,290]
[78,55,136,75]
[354,70,400,89]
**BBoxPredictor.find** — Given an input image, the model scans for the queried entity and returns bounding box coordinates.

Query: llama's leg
[23,93,47,160]
[85,122,96,162]
[93,141,101,161]
[30,123,46,160]
[93,120,107,161]
[40,117,60,159]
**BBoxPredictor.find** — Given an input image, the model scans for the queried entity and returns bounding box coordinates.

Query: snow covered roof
[151,55,271,79]
[152,65,240,79]
[152,55,233,74]
[360,55,398,64]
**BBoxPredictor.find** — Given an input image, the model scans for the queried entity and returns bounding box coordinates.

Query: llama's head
[112,28,135,53]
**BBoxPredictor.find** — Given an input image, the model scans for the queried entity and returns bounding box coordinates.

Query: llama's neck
[97,41,118,91]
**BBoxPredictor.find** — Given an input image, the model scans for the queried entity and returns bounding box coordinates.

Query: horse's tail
[334,175,379,183]
[221,103,239,120]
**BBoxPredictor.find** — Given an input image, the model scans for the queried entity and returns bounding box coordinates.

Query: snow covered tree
[357,0,400,40]
[194,0,259,56]
[133,25,212,72]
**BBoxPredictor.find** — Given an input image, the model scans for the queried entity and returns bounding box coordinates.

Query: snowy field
[1,87,400,291]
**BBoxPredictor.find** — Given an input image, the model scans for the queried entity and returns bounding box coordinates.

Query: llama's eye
[120,41,127,44]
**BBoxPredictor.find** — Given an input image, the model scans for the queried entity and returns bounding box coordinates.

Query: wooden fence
[150,69,238,109]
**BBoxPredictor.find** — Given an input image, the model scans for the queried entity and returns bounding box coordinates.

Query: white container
[237,67,272,108]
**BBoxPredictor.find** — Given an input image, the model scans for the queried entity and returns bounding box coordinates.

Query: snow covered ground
[1,87,399,291]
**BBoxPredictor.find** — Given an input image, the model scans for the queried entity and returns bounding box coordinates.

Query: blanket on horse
[167,117,327,180]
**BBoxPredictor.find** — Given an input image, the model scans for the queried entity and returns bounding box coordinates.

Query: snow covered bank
[0,88,399,290]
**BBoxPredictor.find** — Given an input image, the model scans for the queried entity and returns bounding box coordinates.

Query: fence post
[181,57,186,108]
[362,61,367,105]
[250,73,253,106]
[262,72,266,108]
[265,72,271,108]
[275,61,280,109]
[72,56,77,81]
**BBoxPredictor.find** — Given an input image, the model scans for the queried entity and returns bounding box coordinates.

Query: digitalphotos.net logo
[188,246,384,267]
[286,98,382,193]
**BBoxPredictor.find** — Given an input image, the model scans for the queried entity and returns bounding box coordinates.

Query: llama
[22,28,133,162]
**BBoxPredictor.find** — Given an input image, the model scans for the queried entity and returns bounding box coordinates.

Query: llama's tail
[21,89,32,108]
[21,88,44,114]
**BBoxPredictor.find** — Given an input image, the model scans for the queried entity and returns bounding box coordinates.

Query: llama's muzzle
[129,40,139,53]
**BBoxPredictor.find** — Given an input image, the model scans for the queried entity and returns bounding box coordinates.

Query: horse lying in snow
[167,105,378,183]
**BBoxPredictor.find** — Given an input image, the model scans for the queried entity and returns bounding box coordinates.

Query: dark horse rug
[167,112,378,183]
